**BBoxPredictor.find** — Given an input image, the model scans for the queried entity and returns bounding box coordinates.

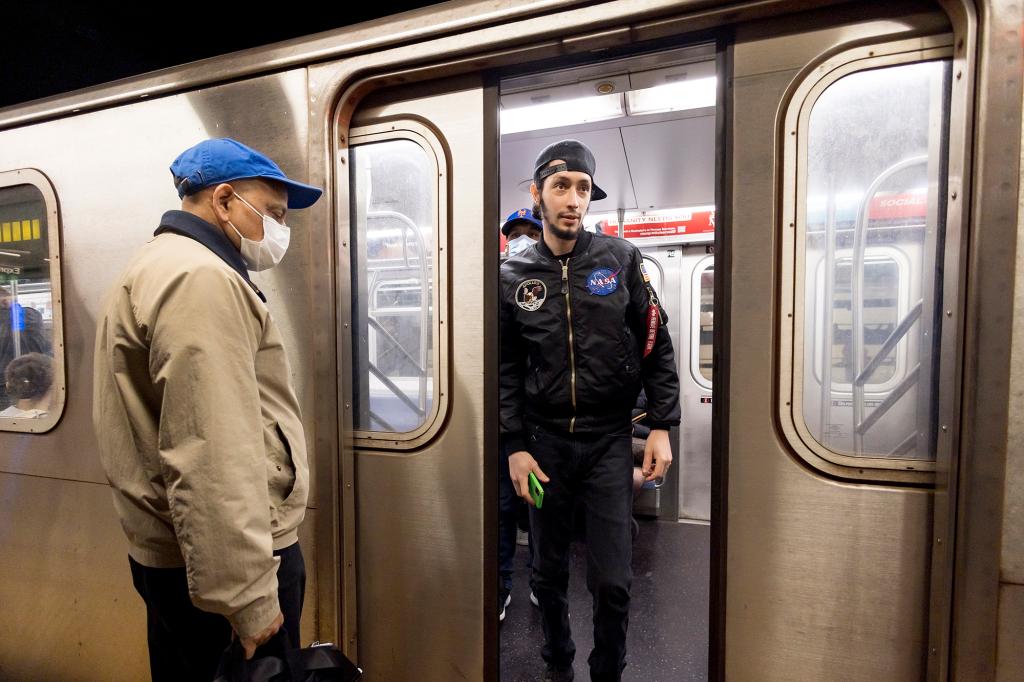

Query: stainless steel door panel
[345,80,487,681]
[0,473,150,679]
[725,16,947,677]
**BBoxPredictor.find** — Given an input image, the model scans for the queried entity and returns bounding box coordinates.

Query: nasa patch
[516,279,547,311]
[586,267,620,296]
[639,262,651,283]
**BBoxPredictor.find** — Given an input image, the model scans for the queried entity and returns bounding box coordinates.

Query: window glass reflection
[1,184,56,421]
[350,139,436,433]
[800,60,950,459]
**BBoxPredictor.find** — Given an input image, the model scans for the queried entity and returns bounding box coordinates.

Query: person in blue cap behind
[93,138,322,680]
[502,207,543,258]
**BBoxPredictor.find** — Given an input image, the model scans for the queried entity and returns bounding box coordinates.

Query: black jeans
[129,542,305,682]
[527,422,633,682]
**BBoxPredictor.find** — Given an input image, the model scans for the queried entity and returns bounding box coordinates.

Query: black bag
[214,630,362,682]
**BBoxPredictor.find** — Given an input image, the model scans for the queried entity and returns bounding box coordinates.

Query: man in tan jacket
[93,138,321,680]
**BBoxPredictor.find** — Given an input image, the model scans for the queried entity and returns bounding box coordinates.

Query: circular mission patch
[515,279,547,311]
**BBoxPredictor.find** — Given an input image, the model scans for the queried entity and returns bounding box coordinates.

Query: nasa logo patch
[586,268,620,296]
[516,279,547,311]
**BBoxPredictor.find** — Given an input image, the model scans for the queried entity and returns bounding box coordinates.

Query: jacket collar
[536,226,594,260]
[154,210,266,302]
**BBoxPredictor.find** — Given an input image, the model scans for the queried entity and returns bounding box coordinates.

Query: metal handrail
[853,299,923,386]
[367,316,426,374]
[368,363,426,418]
[368,409,397,433]
[365,210,432,418]
[851,155,927,453]
[857,364,920,435]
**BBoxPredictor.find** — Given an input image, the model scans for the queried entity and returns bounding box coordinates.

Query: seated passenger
[0,352,53,418]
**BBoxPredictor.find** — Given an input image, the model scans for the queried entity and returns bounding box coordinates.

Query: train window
[811,250,909,392]
[348,124,448,444]
[691,257,713,388]
[0,170,65,433]
[786,53,952,468]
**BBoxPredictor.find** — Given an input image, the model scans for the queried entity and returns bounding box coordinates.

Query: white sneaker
[500,593,511,621]
[530,591,539,607]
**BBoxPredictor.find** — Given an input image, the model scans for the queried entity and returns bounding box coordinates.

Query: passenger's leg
[527,423,577,671]
[129,556,232,682]
[499,452,519,610]
[271,542,306,649]
[579,428,634,682]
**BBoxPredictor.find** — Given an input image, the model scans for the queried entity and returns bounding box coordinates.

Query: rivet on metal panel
[789,222,794,228]
[941,425,948,432]
[951,191,957,200]
[345,403,351,409]
[956,71,962,80]
[790,131,796,136]
[936,538,942,544]
[343,323,349,328]
[946,310,953,317]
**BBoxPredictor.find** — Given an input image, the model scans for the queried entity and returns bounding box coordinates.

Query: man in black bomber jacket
[499,140,681,682]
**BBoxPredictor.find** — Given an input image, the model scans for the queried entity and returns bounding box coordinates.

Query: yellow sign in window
[0,218,41,243]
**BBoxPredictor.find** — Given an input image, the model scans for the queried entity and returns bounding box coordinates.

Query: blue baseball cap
[501,207,543,236]
[170,138,323,209]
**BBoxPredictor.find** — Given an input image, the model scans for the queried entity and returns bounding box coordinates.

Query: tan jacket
[93,224,308,639]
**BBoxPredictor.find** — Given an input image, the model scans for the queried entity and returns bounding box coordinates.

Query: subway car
[0,0,1021,679]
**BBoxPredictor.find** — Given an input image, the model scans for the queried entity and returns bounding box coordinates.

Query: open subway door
[720,7,971,680]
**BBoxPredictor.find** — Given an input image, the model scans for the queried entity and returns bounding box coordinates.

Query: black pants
[129,542,305,682]
[527,422,633,682]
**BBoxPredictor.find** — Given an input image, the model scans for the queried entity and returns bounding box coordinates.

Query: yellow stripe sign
[0,219,41,243]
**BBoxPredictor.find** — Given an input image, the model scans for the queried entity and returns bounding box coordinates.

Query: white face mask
[507,234,537,257]
[227,191,290,272]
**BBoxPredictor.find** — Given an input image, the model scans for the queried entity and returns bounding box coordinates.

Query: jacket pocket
[264,421,296,509]
[618,326,641,381]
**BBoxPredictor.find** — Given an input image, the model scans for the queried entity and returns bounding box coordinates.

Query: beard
[535,197,584,242]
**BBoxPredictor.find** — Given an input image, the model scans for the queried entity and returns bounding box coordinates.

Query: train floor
[499,518,710,682]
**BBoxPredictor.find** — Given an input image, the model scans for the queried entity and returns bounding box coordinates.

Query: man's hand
[641,429,672,482]
[508,450,550,507]
[239,611,284,660]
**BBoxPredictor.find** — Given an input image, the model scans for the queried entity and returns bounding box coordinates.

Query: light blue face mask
[507,234,538,257]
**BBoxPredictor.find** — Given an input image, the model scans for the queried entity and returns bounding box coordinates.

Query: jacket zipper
[560,257,577,432]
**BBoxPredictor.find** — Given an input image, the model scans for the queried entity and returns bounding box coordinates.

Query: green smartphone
[528,472,545,509]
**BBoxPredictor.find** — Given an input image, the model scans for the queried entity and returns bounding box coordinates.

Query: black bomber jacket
[499,229,681,457]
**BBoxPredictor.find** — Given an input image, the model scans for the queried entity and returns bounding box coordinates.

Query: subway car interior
[1,0,1023,680]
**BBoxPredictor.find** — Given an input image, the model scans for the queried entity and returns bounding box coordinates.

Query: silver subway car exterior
[0,1,1021,680]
